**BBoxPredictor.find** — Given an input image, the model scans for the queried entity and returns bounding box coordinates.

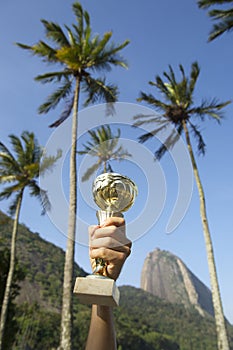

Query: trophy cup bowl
[74,172,137,306]
[93,172,138,213]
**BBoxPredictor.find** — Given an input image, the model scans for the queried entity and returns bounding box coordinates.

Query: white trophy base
[73,276,120,307]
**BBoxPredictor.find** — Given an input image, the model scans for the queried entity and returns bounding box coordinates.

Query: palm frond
[77,147,95,156]
[0,142,21,173]
[88,60,112,73]
[179,64,191,102]
[99,125,120,142]
[111,146,132,160]
[0,132,59,216]
[65,25,77,46]
[17,1,129,126]
[91,32,112,58]
[28,181,51,215]
[8,191,23,216]
[82,76,118,115]
[208,16,233,40]
[102,39,130,58]
[91,35,129,71]
[191,98,231,121]
[39,149,62,176]
[106,55,129,69]
[72,2,85,41]
[8,134,24,162]
[72,3,91,47]
[35,71,72,84]
[0,188,13,200]
[81,162,100,182]
[163,66,188,106]
[155,124,183,160]
[41,20,70,47]
[20,132,38,165]
[79,124,131,181]
[189,62,200,97]
[17,41,57,62]
[198,0,233,9]
[133,114,167,127]
[136,61,230,162]
[138,123,169,144]
[0,183,25,200]
[164,65,177,87]
[0,175,18,183]
[38,79,73,114]
[137,91,169,112]
[88,129,101,144]
[153,76,170,97]
[210,8,233,18]
[188,121,206,155]
[49,96,74,128]
[198,1,233,40]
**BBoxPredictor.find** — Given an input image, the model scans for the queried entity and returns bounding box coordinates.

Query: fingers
[89,217,131,249]
[101,216,125,228]
[89,244,131,263]
[89,244,131,281]
[88,217,132,280]
[90,227,131,249]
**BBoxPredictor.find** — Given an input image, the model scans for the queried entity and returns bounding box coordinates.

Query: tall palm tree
[16,3,129,348]
[0,131,60,350]
[134,62,231,350]
[198,0,233,41]
[78,125,131,181]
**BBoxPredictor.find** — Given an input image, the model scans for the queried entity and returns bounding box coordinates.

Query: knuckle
[126,246,131,257]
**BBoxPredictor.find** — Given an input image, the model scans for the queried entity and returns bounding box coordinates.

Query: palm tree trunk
[0,190,24,350]
[59,77,80,350]
[183,120,229,350]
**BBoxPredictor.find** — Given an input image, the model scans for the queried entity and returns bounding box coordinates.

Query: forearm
[85,305,117,350]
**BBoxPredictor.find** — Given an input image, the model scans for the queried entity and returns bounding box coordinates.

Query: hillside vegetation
[0,210,232,349]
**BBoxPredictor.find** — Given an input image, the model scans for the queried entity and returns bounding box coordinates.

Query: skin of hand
[89,216,132,281]
[85,217,132,350]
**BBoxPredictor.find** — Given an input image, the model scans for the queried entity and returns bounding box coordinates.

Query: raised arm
[85,217,131,350]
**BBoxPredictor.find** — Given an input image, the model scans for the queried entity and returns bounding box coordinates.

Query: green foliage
[0,131,61,215]
[16,2,130,126]
[78,125,131,181]
[0,245,25,350]
[13,303,60,350]
[1,211,233,349]
[117,286,233,350]
[0,211,86,310]
[135,62,231,159]
[198,0,233,41]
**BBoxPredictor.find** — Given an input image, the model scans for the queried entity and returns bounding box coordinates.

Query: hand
[89,217,132,281]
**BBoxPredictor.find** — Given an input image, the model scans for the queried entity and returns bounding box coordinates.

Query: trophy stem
[96,209,123,225]
[93,210,123,276]
[74,172,137,306]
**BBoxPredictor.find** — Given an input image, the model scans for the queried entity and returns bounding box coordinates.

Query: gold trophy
[74,172,137,306]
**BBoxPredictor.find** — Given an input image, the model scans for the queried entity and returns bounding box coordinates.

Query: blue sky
[1,0,233,323]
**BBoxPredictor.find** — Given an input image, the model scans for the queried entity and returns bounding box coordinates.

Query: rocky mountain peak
[140,248,214,317]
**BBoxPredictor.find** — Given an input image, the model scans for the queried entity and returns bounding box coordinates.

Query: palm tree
[134,62,231,350]
[78,125,131,181]
[0,131,60,350]
[16,3,129,348]
[198,0,233,41]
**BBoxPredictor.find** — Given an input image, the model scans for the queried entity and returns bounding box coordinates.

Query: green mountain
[0,210,232,350]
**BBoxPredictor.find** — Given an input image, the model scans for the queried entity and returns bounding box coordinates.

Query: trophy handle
[93,210,123,276]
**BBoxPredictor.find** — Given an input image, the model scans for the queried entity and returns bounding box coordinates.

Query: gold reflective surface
[92,172,138,212]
